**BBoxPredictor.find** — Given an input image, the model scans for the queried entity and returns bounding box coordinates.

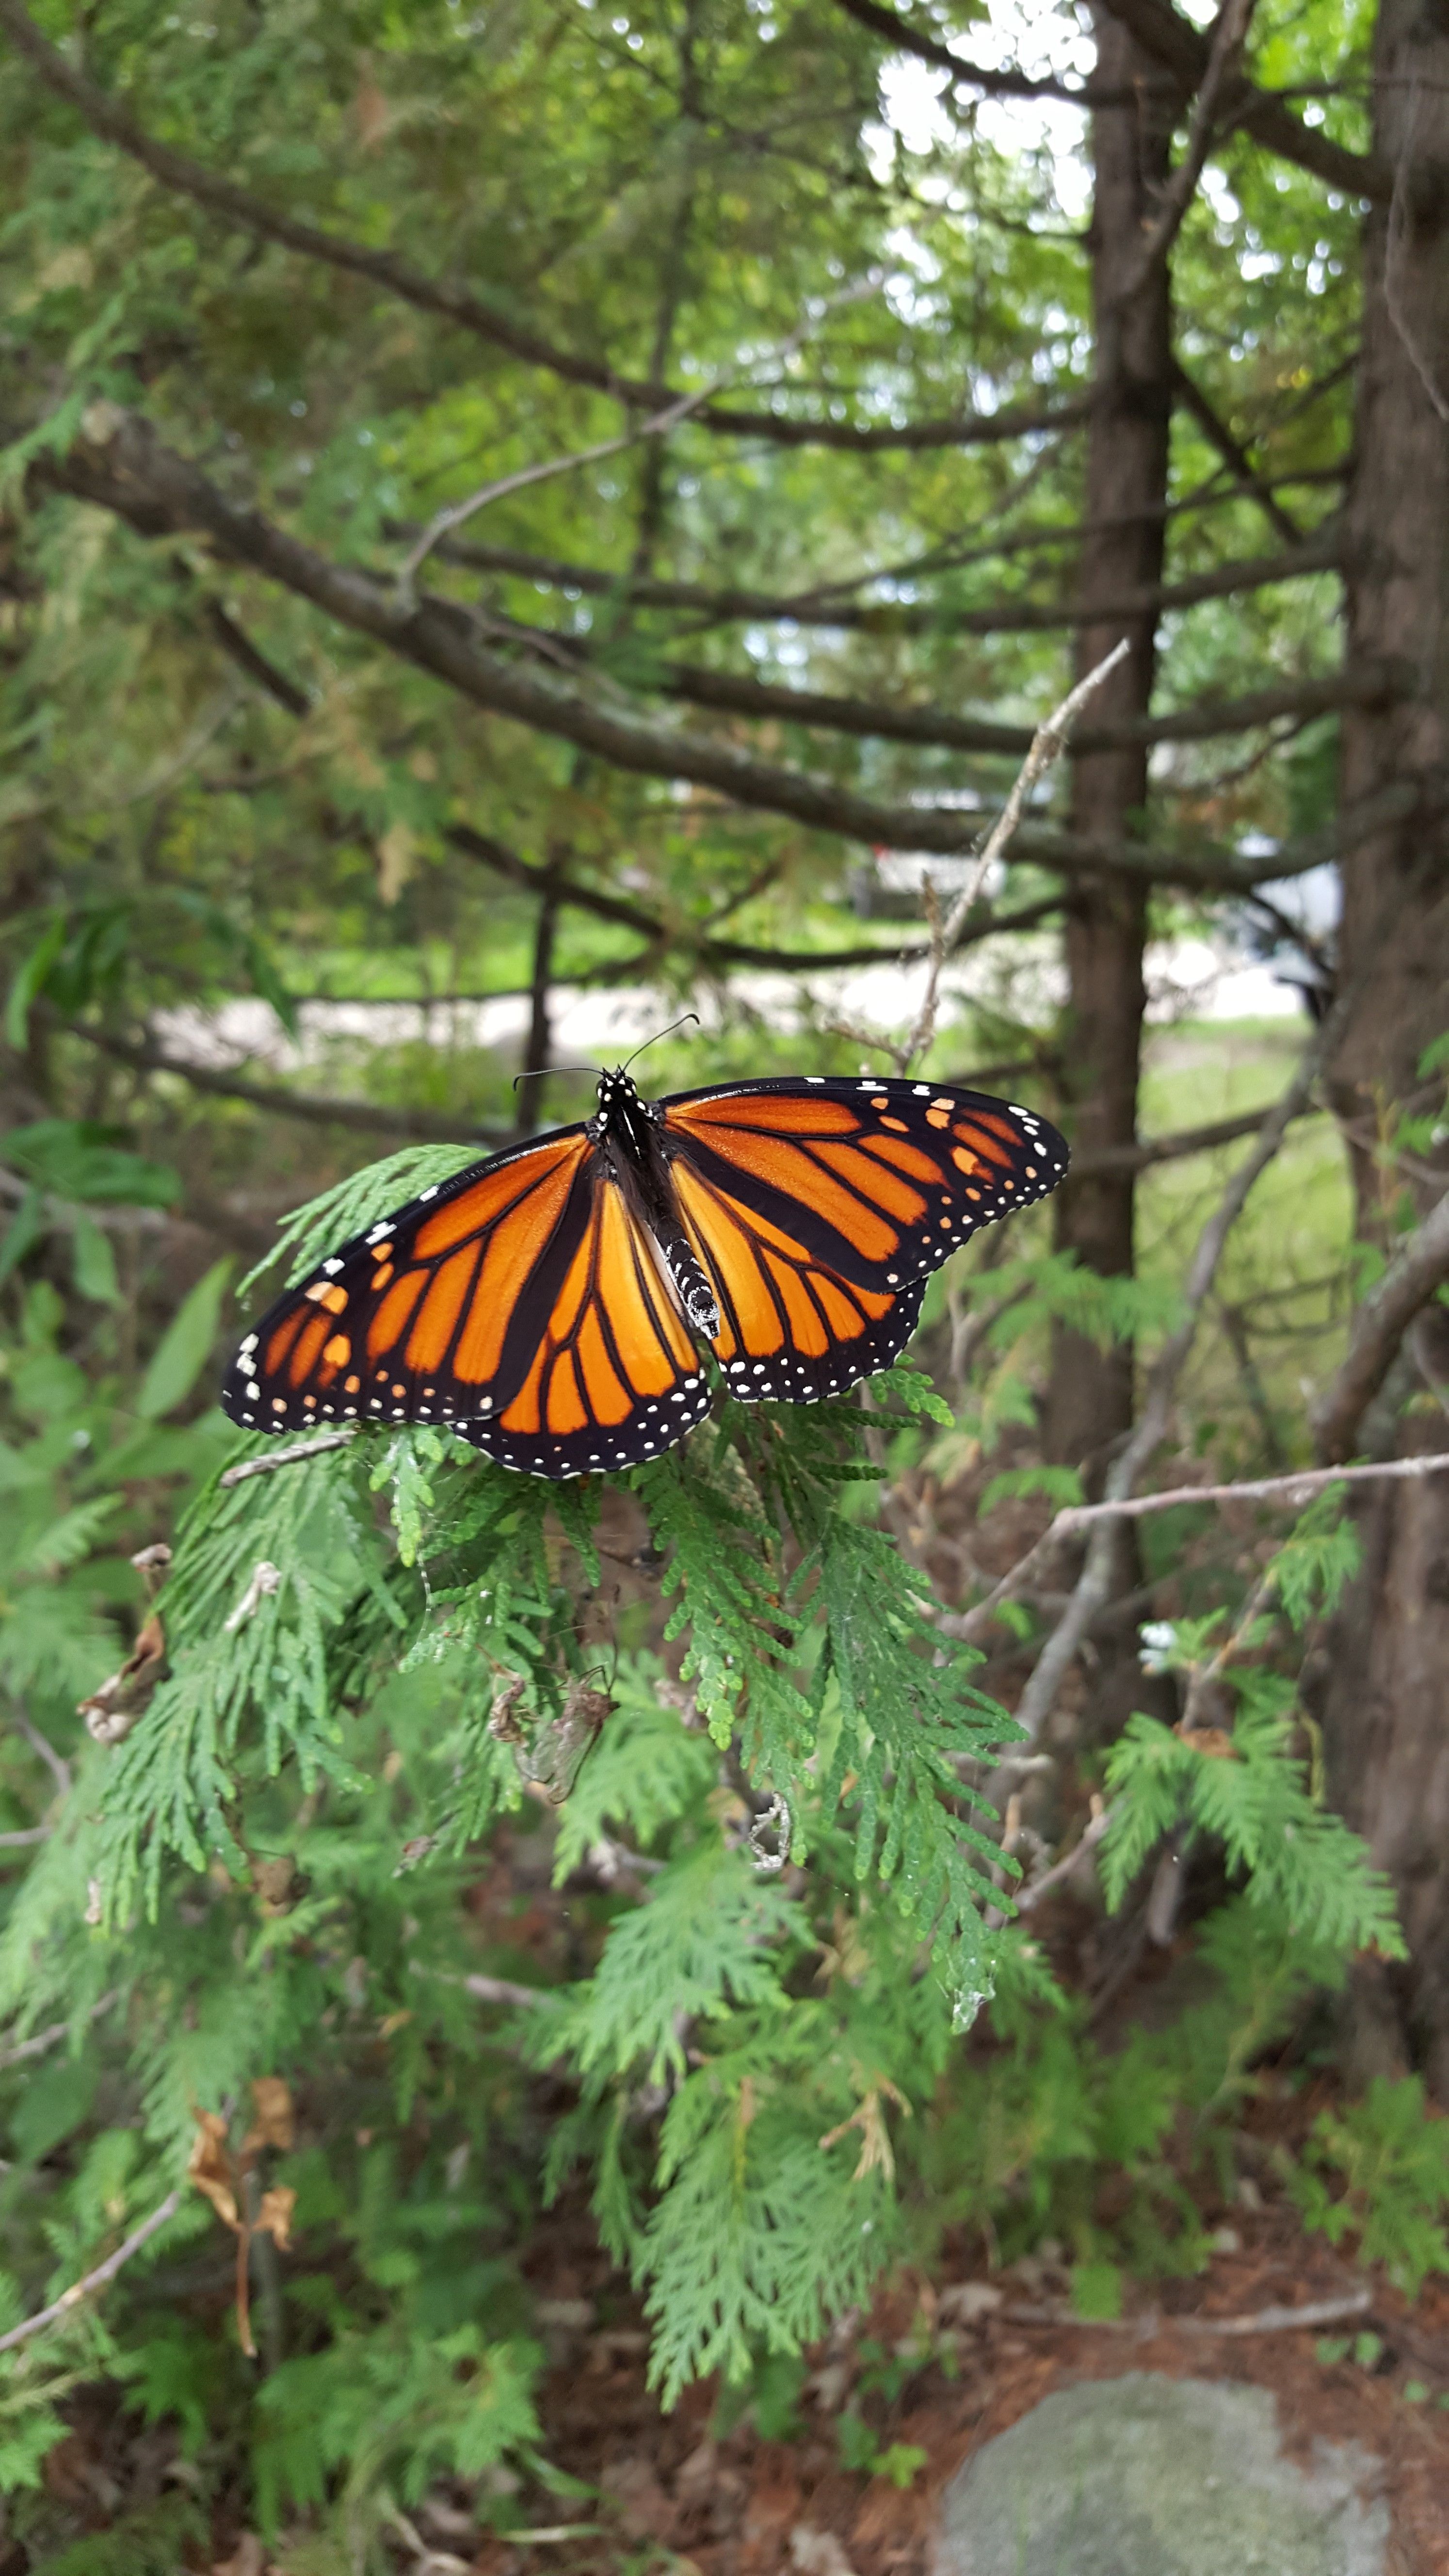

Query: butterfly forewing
[221,1127,595,1438]
[660,1076,1066,1407]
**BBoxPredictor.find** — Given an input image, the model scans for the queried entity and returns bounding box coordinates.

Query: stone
[934,2371,1389,2576]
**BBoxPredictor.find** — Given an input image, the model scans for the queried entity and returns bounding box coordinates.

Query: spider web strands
[41,407,1393,898]
[0,0,1088,458]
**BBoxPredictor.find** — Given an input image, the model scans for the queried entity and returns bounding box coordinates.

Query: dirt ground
[411,2178,1449,2576]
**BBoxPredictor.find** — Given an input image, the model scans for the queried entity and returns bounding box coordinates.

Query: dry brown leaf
[78,1611,168,1747]
[188,2111,239,2233]
[1178,1724,1238,1760]
[244,2077,295,2155]
[254,2186,296,2253]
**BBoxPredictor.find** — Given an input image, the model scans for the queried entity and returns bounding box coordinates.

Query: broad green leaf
[71,1209,121,1306]
[1,1122,180,1208]
[136,1258,234,1420]
[3,916,67,1047]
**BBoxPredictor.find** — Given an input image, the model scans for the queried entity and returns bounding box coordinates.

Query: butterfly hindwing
[454,1170,709,1479]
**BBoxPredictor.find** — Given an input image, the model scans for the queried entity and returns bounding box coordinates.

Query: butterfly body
[223,1070,1067,1480]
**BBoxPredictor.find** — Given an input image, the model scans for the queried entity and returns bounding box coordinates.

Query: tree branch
[1312,1190,1449,1462]
[947,1453,1449,1647]
[1171,359,1305,549]
[62,1017,507,1144]
[39,397,1380,895]
[637,657,1397,758]
[1093,0,1391,200]
[828,0,1113,104]
[447,530,1344,639]
[0,0,1086,458]
[0,2188,183,2355]
[1116,0,1261,308]
[1003,998,1350,1732]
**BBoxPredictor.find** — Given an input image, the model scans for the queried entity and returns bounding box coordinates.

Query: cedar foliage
[0,0,1445,2560]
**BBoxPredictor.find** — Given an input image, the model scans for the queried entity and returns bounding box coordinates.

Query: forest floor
[453,2174,1449,2576]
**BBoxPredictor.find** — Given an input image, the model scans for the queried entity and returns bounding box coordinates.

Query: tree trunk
[1319,0,1449,2094]
[1043,9,1175,1476]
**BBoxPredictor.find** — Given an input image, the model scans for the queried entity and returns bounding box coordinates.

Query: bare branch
[1000,2288,1372,2336]
[38,404,1374,893]
[1117,0,1261,307]
[1171,359,1305,549]
[986,999,1354,1729]
[61,1017,507,1145]
[902,640,1131,1070]
[219,1431,360,1488]
[0,1991,120,2073]
[1093,0,1391,200]
[638,658,1399,759]
[396,387,709,604]
[462,1973,554,2009]
[947,1451,1449,1646]
[1014,1800,1113,1913]
[0,2187,183,2355]
[396,276,887,601]
[1312,1190,1449,1462]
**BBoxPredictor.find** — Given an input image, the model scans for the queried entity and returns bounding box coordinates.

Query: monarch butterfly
[221,1072,1067,1481]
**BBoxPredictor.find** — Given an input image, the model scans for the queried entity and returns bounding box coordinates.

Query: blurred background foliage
[0,0,1448,2565]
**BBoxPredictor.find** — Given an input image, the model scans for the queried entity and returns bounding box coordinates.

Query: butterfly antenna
[621,1013,700,1074]
[512,1063,598,1093]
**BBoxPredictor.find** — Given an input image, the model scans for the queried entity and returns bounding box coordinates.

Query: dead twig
[999,2288,1371,2337]
[220,1429,359,1487]
[0,1990,121,2072]
[0,2186,183,2354]
[898,640,1130,1073]
[1013,1798,1112,1914]
[990,993,1351,1742]
[396,273,887,602]
[945,1445,1449,1647]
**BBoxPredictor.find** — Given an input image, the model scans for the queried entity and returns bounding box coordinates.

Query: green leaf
[1,1122,180,1208]
[11,2054,98,2163]
[4,916,67,1047]
[136,1259,234,1419]
[0,1189,44,1289]
[71,1209,120,1306]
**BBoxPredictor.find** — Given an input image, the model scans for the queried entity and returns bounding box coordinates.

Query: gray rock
[934,2371,1389,2576]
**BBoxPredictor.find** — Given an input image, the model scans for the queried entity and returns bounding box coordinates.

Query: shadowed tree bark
[1044,6,1175,1485]
[1318,0,1449,2096]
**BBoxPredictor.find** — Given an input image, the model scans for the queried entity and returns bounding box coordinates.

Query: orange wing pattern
[451,1173,708,1477]
[222,1076,1065,1481]
[221,1129,710,1480]
[663,1077,1066,1409]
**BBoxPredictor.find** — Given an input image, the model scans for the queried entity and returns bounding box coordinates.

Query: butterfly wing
[452,1164,708,1478]
[660,1076,1067,1406]
[223,1127,595,1441]
[222,1126,709,1481]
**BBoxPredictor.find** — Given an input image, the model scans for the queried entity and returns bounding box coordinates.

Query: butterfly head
[592,1066,657,1145]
